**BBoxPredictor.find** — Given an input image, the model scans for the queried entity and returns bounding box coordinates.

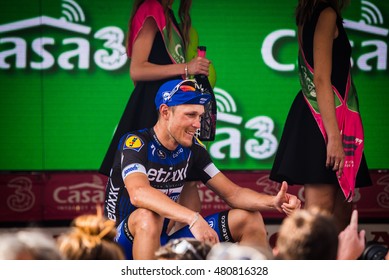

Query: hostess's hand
[274,181,301,216]
[187,56,210,76]
[326,136,345,178]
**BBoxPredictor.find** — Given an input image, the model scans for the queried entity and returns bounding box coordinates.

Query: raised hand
[274,181,301,216]
[337,209,366,260]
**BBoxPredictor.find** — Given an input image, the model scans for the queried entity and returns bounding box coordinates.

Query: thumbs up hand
[274,181,301,216]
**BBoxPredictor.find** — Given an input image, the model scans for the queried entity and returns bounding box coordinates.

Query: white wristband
[189,212,199,229]
[184,63,189,79]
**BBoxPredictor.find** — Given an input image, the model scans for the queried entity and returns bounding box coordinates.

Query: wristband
[184,63,189,79]
[189,212,199,229]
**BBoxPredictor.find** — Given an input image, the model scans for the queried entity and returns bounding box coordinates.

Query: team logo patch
[122,163,146,179]
[207,217,215,229]
[124,135,144,152]
[157,149,166,159]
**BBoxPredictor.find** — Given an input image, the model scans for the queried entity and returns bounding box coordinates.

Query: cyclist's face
[167,104,203,147]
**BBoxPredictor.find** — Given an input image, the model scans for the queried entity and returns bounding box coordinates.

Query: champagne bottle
[195,46,217,141]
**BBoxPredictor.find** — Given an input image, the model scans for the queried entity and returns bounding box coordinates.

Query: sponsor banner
[199,170,389,219]
[1,0,388,171]
[0,173,45,222]
[43,172,106,220]
[0,170,389,223]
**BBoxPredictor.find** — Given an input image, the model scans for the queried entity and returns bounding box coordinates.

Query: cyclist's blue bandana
[155,79,211,110]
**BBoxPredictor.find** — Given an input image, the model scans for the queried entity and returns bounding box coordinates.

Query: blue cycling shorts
[115,210,233,260]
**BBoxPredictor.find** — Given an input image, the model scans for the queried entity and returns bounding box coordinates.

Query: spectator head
[207,242,272,260]
[274,208,338,260]
[57,209,124,260]
[155,238,212,260]
[0,229,62,260]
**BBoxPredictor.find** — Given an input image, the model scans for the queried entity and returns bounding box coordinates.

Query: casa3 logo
[0,0,127,70]
[262,0,388,72]
[209,87,278,160]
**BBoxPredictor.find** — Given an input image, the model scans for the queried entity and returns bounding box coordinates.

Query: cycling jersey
[104,127,219,224]
[104,128,233,259]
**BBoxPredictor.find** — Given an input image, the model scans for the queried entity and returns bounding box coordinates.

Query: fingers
[326,156,344,178]
[328,158,343,170]
[326,155,335,168]
[285,196,301,208]
[279,181,288,195]
[274,182,288,213]
[189,57,210,75]
[281,205,294,216]
[332,159,343,178]
[358,229,366,243]
[278,182,301,216]
[337,167,343,178]
[197,229,219,245]
[281,197,301,216]
[207,231,220,244]
[190,217,219,245]
[349,209,358,230]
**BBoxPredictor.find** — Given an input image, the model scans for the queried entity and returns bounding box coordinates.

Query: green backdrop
[1,0,388,171]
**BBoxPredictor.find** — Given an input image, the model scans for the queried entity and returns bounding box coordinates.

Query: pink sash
[298,48,364,201]
[127,0,185,65]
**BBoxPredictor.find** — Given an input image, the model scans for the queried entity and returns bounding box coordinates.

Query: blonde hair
[57,208,125,260]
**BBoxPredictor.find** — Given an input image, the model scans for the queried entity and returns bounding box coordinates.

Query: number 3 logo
[244,116,278,159]
[94,26,127,70]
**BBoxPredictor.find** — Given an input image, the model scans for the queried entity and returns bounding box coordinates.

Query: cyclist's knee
[229,209,266,236]
[129,208,164,238]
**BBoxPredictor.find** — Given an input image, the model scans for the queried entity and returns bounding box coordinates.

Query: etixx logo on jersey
[124,135,144,152]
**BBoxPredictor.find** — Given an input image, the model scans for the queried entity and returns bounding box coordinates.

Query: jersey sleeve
[187,137,220,183]
[120,133,148,180]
